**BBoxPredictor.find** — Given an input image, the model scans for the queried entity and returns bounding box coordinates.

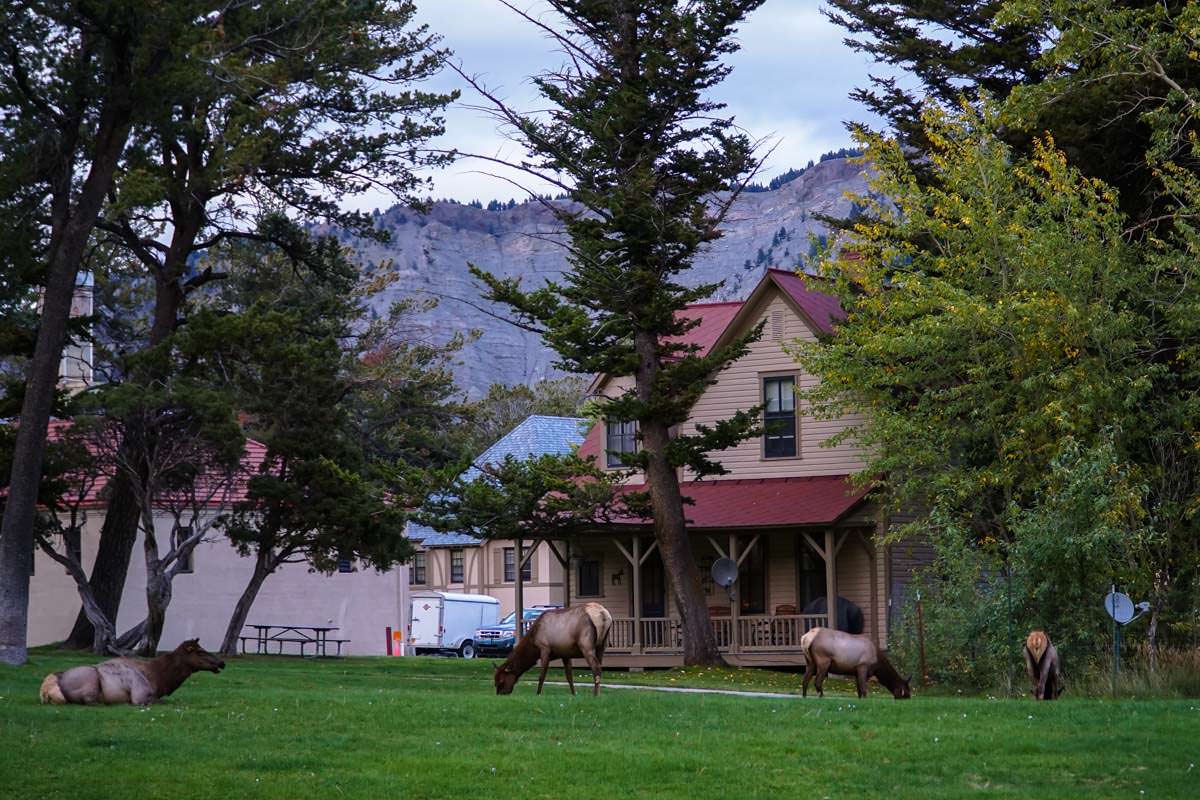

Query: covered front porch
[511,526,883,668]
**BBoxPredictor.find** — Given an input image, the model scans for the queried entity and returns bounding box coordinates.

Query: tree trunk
[65,468,142,649]
[633,331,724,666]
[220,548,278,656]
[67,207,198,649]
[0,89,135,666]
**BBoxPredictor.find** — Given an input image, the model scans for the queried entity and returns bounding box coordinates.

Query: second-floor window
[763,376,797,458]
[503,547,532,583]
[409,552,426,585]
[606,419,639,467]
[450,548,464,583]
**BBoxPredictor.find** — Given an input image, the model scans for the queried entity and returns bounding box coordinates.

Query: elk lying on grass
[40,639,225,706]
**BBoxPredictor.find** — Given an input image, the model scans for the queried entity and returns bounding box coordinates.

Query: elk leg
[1023,647,1040,698]
[855,665,869,698]
[581,648,603,696]
[563,658,576,695]
[814,658,831,698]
[802,658,816,697]
[535,649,552,695]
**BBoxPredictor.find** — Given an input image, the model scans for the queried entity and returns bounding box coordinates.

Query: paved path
[545,681,803,699]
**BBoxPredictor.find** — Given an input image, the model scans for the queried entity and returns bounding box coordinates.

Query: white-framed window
[409,552,426,585]
[605,419,639,467]
[173,526,194,574]
[763,375,797,458]
[503,547,532,582]
[450,548,464,583]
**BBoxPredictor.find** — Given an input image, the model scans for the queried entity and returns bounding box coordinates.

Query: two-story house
[537,269,929,667]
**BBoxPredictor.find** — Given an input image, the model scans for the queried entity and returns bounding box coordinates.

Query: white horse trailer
[408,591,500,658]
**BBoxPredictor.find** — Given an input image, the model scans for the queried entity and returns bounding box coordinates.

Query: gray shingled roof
[407,415,589,548]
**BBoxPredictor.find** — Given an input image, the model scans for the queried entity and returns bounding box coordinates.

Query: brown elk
[1024,630,1063,700]
[39,639,225,706]
[494,603,611,696]
[801,627,912,699]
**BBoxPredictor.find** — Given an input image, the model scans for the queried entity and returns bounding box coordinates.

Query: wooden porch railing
[606,613,827,654]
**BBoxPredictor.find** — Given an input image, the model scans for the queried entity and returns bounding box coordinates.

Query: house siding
[681,289,868,479]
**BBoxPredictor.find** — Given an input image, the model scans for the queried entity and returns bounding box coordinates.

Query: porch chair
[708,605,730,648]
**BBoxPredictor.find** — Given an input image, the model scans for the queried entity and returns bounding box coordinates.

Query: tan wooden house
[507,269,930,667]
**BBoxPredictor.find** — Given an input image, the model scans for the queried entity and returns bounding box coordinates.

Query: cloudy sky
[391,1,895,205]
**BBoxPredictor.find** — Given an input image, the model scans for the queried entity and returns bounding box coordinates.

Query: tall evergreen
[468,0,767,665]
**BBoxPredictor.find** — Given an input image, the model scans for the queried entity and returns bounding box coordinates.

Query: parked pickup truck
[474,606,561,657]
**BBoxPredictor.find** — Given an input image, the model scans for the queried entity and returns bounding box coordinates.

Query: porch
[511,524,884,668]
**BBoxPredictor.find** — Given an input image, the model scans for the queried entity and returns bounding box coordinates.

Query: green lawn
[2,653,1197,799]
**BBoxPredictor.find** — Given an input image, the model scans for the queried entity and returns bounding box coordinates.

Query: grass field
[2,652,1198,799]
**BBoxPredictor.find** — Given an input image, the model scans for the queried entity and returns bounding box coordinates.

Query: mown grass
[2,652,1198,799]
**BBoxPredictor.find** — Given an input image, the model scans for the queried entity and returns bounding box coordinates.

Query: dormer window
[605,419,639,467]
[763,376,797,458]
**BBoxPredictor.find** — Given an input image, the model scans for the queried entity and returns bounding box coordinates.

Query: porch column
[729,534,740,654]
[515,537,524,638]
[825,529,838,632]
[632,536,642,654]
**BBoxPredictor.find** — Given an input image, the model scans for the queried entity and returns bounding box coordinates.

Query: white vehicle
[408,591,500,658]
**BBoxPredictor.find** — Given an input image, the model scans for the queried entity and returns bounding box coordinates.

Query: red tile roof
[605,475,868,529]
[765,269,845,336]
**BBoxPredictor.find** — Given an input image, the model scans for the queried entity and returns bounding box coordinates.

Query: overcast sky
[377,1,894,207]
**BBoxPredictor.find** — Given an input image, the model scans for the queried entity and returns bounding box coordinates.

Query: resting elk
[1023,630,1064,700]
[494,603,611,696]
[801,627,912,699]
[39,639,225,706]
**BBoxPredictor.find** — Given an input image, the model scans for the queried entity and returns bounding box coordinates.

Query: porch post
[729,534,739,654]
[868,533,880,647]
[824,529,838,632]
[563,540,571,608]
[632,536,642,654]
[515,538,524,638]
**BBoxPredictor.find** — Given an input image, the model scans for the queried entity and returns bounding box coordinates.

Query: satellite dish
[1105,591,1135,624]
[711,557,738,588]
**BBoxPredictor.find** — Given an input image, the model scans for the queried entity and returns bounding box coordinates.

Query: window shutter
[529,546,538,583]
[494,547,504,584]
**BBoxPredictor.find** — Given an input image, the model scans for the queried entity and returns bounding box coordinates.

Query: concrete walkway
[545,681,803,699]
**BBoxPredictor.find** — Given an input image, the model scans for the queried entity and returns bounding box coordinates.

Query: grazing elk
[494,602,611,696]
[801,627,912,699]
[39,639,225,706]
[1024,630,1064,700]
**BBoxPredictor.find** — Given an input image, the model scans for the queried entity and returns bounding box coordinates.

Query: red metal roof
[42,419,269,510]
[765,269,845,336]
[670,301,744,356]
[606,475,868,529]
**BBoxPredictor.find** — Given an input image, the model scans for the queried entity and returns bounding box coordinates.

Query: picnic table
[240,624,349,657]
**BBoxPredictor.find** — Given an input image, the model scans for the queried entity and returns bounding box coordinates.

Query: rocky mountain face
[344,157,867,397]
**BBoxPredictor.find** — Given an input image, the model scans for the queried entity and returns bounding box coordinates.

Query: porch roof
[607,474,868,530]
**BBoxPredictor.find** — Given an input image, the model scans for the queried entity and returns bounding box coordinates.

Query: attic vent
[770,309,785,341]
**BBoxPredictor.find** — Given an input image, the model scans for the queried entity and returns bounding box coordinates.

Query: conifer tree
[465,0,767,665]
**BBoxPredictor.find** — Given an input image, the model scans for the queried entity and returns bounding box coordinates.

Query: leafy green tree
[65,0,456,651]
[795,102,1200,682]
[463,0,768,665]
